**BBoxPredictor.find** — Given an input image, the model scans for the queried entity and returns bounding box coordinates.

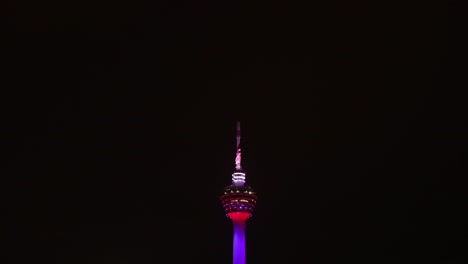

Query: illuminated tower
[220,122,257,264]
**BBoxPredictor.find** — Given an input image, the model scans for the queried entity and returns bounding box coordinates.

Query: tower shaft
[233,223,246,264]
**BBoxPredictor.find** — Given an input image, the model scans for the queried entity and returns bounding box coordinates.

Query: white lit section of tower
[232,121,246,186]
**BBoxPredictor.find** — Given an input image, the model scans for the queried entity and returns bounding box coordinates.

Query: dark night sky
[2,1,466,264]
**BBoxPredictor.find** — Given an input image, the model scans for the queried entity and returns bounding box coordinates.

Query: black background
[2,1,466,263]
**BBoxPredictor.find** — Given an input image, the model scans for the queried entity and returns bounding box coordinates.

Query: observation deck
[220,185,257,216]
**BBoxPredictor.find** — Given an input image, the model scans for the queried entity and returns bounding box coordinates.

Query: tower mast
[232,121,245,186]
[235,121,242,171]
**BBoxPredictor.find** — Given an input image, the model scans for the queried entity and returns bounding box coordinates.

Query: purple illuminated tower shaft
[220,122,257,264]
[233,223,246,264]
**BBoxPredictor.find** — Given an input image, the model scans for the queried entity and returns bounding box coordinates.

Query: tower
[220,122,257,264]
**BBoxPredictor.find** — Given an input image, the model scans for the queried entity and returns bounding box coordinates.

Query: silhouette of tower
[220,122,257,264]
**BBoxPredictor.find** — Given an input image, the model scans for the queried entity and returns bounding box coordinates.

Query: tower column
[233,223,246,264]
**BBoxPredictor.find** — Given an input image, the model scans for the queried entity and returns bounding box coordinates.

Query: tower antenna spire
[235,121,242,171]
[236,121,241,150]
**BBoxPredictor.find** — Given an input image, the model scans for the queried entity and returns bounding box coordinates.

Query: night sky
[2,1,466,264]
